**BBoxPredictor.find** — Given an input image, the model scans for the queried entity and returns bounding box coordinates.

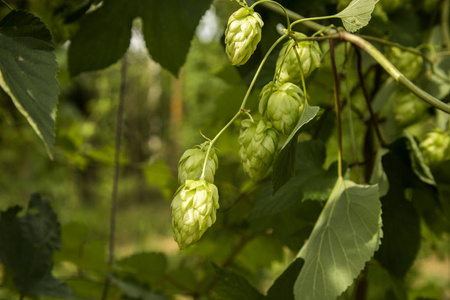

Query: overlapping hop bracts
[276,33,322,83]
[225,7,264,66]
[178,142,218,184]
[393,92,428,127]
[259,81,305,135]
[171,180,220,249]
[420,130,450,166]
[238,118,279,181]
[387,47,423,80]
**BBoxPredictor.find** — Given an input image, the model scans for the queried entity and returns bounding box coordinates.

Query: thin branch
[442,0,450,50]
[101,53,128,300]
[1,0,13,10]
[353,46,387,146]
[329,39,343,178]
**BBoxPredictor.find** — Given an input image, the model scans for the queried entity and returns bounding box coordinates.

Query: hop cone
[171,180,219,249]
[239,118,279,181]
[178,142,218,184]
[420,130,450,166]
[393,92,428,127]
[225,7,264,66]
[276,33,322,83]
[387,47,423,80]
[259,81,305,135]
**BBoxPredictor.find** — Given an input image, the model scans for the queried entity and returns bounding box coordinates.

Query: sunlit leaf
[294,178,382,300]
[335,0,380,32]
[0,10,58,157]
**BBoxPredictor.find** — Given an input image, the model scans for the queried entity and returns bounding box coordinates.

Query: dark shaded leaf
[272,139,297,195]
[212,265,264,300]
[0,194,72,297]
[140,0,213,76]
[266,258,304,300]
[68,0,135,76]
[251,140,341,218]
[0,10,58,156]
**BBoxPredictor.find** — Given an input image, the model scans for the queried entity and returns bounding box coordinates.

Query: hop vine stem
[329,39,344,178]
[259,1,450,115]
[199,34,288,179]
[1,0,12,10]
[101,54,128,300]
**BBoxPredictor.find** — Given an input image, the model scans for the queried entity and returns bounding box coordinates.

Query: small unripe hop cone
[225,7,264,66]
[420,130,450,167]
[239,118,279,181]
[171,180,219,249]
[259,81,306,135]
[178,141,218,184]
[276,33,322,83]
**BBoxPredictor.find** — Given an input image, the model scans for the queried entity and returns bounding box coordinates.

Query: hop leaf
[259,81,306,135]
[171,180,220,249]
[225,7,264,66]
[420,130,450,166]
[276,33,322,82]
[178,142,218,184]
[239,118,279,181]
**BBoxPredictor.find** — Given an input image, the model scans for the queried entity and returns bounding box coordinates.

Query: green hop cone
[225,7,264,66]
[259,81,305,135]
[178,142,218,184]
[238,118,279,181]
[171,180,219,249]
[393,91,428,127]
[276,33,322,82]
[420,130,450,166]
[387,47,423,80]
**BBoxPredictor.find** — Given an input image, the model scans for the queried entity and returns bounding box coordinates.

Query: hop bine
[239,118,279,181]
[276,32,322,83]
[225,7,264,66]
[171,180,220,249]
[178,141,218,184]
[259,81,306,135]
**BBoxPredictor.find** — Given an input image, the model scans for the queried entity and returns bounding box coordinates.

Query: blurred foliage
[0,0,449,299]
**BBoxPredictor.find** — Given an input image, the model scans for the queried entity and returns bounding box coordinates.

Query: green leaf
[0,10,59,156]
[140,0,213,76]
[144,160,177,200]
[294,178,382,300]
[282,104,320,150]
[68,0,135,76]
[212,265,264,300]
[251,140,341,218]
[369,149,389,197]
[335,0,380,32]
[272,139,297,195]
[266,259,304,300]
[0,194,72,298]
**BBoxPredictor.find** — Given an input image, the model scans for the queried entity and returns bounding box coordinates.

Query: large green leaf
[335,0,380,32]
[0,194,72,298]
[294,179,382,300]
[69,0,212,76]
[0,10,58,156]
[68,0,135,76]
[117,252,168,284]
[140,0,213,76]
